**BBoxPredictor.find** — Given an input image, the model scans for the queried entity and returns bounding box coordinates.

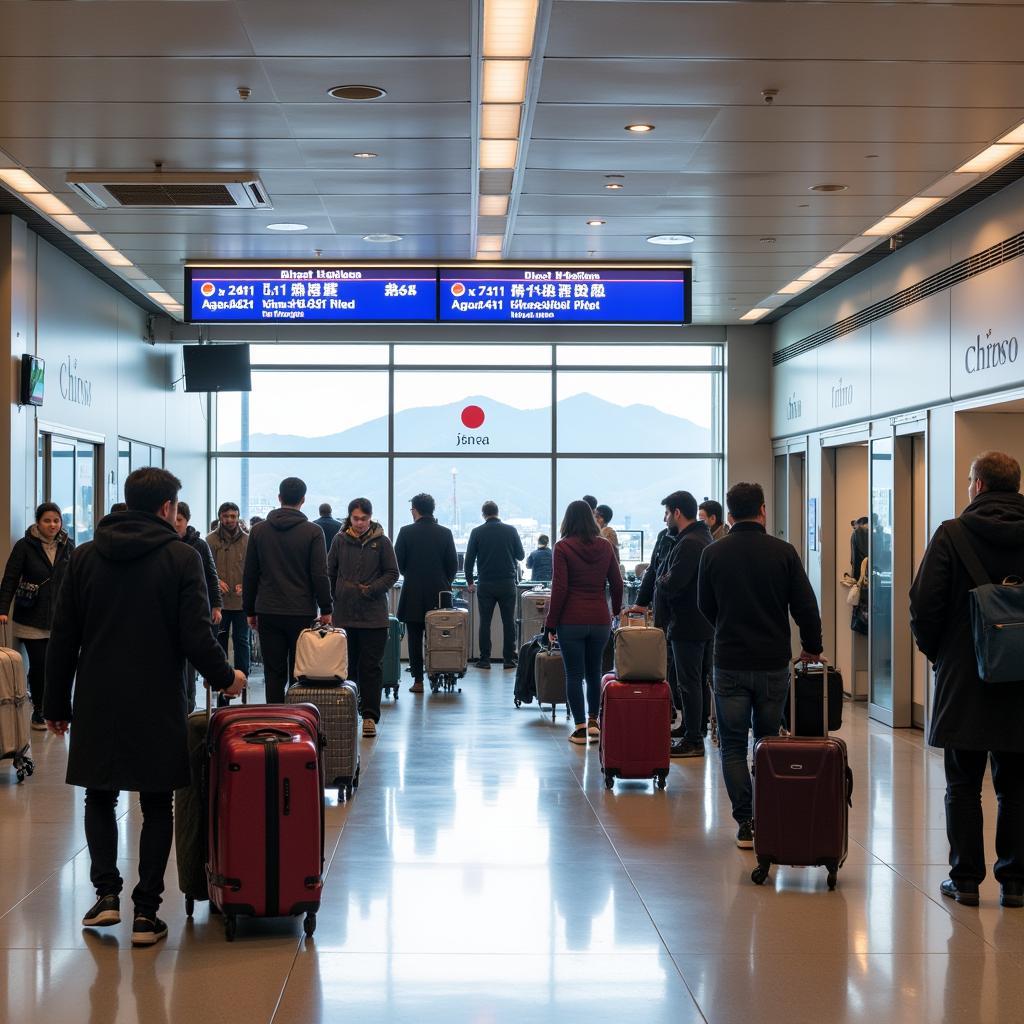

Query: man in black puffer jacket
[911,450,1024,910]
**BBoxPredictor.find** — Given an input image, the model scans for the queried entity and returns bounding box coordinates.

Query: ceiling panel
[526,139,700,171]
[512,215,883,236]
[531,105,720,142]
[236,0,470,57]
[283,103,469,139]
[260,58,470,104]
[121,234,472,261]
[79,209,333,235]
[516,194,902,218]
[296,138,471,169]
[320,194,470,217]
[507,234,849,257]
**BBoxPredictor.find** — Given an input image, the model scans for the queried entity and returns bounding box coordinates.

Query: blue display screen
[186,266,437,323]
[438,267,690,324]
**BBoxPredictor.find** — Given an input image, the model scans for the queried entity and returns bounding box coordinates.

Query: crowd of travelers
[2,447,1022,943]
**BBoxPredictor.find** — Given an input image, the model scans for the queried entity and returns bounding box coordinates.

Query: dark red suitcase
[599,673,672,790]
[207,703,325,940]
[751,664,853,891]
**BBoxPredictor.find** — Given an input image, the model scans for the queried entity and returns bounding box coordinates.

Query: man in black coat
[394,493,458,693]
[243,476,333,703]
[910,450,1024,909]
[44,468,245,946]
[465,500,525,669]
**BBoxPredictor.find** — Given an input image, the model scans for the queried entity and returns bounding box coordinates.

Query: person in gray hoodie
[327,497,399,737]
[242,477,332,703]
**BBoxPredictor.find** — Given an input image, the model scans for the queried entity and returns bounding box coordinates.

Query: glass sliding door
[39,432,99,544]
[868,436,894,722]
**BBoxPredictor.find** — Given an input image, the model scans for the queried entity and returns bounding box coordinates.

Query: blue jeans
[714,666,789,824]
[217,609,251,677]
[557,624,611,726]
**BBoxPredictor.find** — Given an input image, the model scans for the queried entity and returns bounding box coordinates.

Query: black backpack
[513,634,546,706]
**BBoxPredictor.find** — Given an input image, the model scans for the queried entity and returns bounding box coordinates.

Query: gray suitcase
[535,644,569,722]
[520,588,550,646]
[286,680,360,799]
[426,606,470,676]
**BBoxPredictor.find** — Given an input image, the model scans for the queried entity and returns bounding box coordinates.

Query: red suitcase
[751,663,853,891]
[599,673,672,790]
[207,703,325,941]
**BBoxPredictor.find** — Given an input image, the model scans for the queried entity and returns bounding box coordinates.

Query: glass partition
[869,436,894,718]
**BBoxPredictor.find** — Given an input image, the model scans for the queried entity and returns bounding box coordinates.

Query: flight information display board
[438,267,690,324]
[186,266,438,323]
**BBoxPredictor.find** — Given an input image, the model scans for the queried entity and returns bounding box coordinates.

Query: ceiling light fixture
[890,196,942,218]
[587,219,605,226]
[759,237,776,244]
[605,182,624,190]
[647,234,694,245]
[999,124,1024,145]
[863,215,912,237]
[482,0,540,58]
[77,233,114,251]
[479,194,509,216]
[797,267,829,283]
[778,280,812,295]
[147,291,177,305]
[740,308,770,321]
[121,267,147,280]
[476,250,502,260]
[625,123,655,133]
[958,143,1024,174]
[0,168,46,192]
[27,193,74,216]
[479,138,518,169]
[328,85,387,100]
[815,253,855,269]
[481,104,522,139]
[482,60,529,104]
[97,251,132,267]
[809,183,848,193]
[266,223,309,232]
[477,234,504,252]
[353,152,378,160]
[362,233,402,243]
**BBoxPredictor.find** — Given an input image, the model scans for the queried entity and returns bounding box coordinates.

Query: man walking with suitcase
[465,501,525,669]
[44,468,245,946]
[910,450,1024,908]
[697,481,822,848]
[243,477,333,703]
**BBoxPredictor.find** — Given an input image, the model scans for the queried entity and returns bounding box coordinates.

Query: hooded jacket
[911,488,1024,751]
[180,524,221,611]
[328,521,399,630]
[206,523,248,611]
[43,510,234,792]
[242,506,332,618]
[545,535,623,630]
[0,525,74,631]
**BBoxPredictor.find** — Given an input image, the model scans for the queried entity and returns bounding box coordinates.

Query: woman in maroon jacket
[545,500,624,744]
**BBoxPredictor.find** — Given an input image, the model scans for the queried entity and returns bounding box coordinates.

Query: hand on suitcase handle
[795,651,828,667]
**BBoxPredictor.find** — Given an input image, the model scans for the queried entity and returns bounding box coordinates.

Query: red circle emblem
[450,282,466,297]
[200,282,215,297]
[461,405,485,429]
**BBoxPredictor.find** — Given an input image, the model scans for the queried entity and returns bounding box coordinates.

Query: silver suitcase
[286,680,360,799]
[425,607,470,675]
[0,631,32,783]
[520,588,550,645]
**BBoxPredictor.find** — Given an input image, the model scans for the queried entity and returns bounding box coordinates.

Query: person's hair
[582,495,598,511]
[35,501,61,522]
[319,502,332,516]
[726,482,766,521]
[249,515,263,526]
[211,520,219,531]
[538,534,549,546]
[348,497,373,516]
[218,501,239,517]
[663,490,698,520]
[109,502,128,514]
[176,501,191,522]
[560,500,601,542]
[971,451,1021,493]
[698,499,723,524]
[595,503,613,524]
[482,500,499,518]
[411,493,435,516]
[124,467,182,515]
[279,477,307,506]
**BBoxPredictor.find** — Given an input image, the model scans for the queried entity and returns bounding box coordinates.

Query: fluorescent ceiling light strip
[483,0,539,58]
[740,308,770,321]
[479,194,509,216]
[797,267,829,283]
[481,104,522,139]
[816,253,855,269]
[1000,124,1024,145]
[0,168,47,193]
[27,193,73,216]
[778,280,811,295]
[477,234,504,252]
[482,60,529,104]
[863,216,912,237]
[479,138,518,169]
[476,251,502,260]
[147,291,177,304]
[52,213,92,232]
[957,143,1024,174]
[78,233,115,252]
[97,251,132,267]
[891,196,942,219]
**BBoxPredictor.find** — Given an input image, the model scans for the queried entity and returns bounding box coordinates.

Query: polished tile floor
[2,669,1021,1023]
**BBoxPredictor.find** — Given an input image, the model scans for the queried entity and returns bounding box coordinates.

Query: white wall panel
[817,327,870,429]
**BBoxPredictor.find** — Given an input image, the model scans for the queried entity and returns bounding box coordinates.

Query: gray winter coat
[328,521,399,630]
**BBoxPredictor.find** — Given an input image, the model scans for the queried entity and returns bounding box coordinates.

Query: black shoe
[670,724,686,739]
[736,820,754,849]
[31,709,46,731]
[475,659,491,670]
[131,914,169,946]
[1000,882,1024,908]
[502,660,517,670]
[670,739,705,758]
[82,894,121,927]
[940,878,980,906]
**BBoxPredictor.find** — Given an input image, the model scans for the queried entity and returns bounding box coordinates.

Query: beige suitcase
[613,623,667,682]
[0,628,32,783]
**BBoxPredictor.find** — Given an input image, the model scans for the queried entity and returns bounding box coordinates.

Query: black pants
[258,613,310,703]
[477,580,517,662]
[670,637,707,745]
[347,626,389,723]
[406,621,425,681]
[21,637,48,713]
[84,789,173,917]
[701,640,713,737]
[945,748,1024,885]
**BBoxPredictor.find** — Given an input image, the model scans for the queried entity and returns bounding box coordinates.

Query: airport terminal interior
[5,2,1024,1021]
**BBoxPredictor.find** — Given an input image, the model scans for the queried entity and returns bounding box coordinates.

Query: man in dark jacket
[698,499,731,542]
[394,493,458,694]
[636,523,678,711]
[243,476,332,703]
[465,501,525,669]
[697,481,823,849]
[314,502,342,550]
[526,535,552,582]
[910,450,1024,909]
[44,468,244,946]
[328,497,399,736]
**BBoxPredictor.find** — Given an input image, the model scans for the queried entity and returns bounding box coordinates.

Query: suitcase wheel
[604,772,614,790]
[304,912,316,938]
[224,915,237,942]
[514,698,522,708]
[751,861,771,886]
[656,772,667,791]
[185,897,195,919]
[826,862,839,891]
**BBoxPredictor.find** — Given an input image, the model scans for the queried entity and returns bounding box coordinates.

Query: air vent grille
[65,171,272,210]
[773,228,1024,366]
[105,184,238,207]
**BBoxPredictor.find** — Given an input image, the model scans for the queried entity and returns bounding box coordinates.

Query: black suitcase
[784,663,844,735]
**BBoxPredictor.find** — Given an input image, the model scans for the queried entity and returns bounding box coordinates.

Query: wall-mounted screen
[186,266,438,323]
[20,354,45,406]
[438,267,690,324]
[183,344,252,392]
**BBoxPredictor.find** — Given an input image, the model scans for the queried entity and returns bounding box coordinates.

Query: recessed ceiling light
[481,104,522,139]
[97,250,132,267]
[363,233,402,243]
[957,143,1024,174]
[78,233,114,252]
[1000,124,1024,145]
[863,215,911,237]
[816,253,855,269]
[647,234,694,245]
[605,182,624,190]
[479,194,509,216]
[147,291,177,305]
[482,0,540,58]
[809,183,848,192]
[797,267,829,283]
[625,123,655,133]
[328,85,387,100]
[52,213,91,232]
[740,308,771,321]
[587,219,605,226]
[760,237,776,244]
[476,250,502,260]
[266,223,309,232]
[480,138,518,169]
[478,234,503,252]
[0,168,46,192]
[353,152,378,159]
[891,196,942,218]
[482,60,529,104]
[28,193,74,216]
[778,280,811,294]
